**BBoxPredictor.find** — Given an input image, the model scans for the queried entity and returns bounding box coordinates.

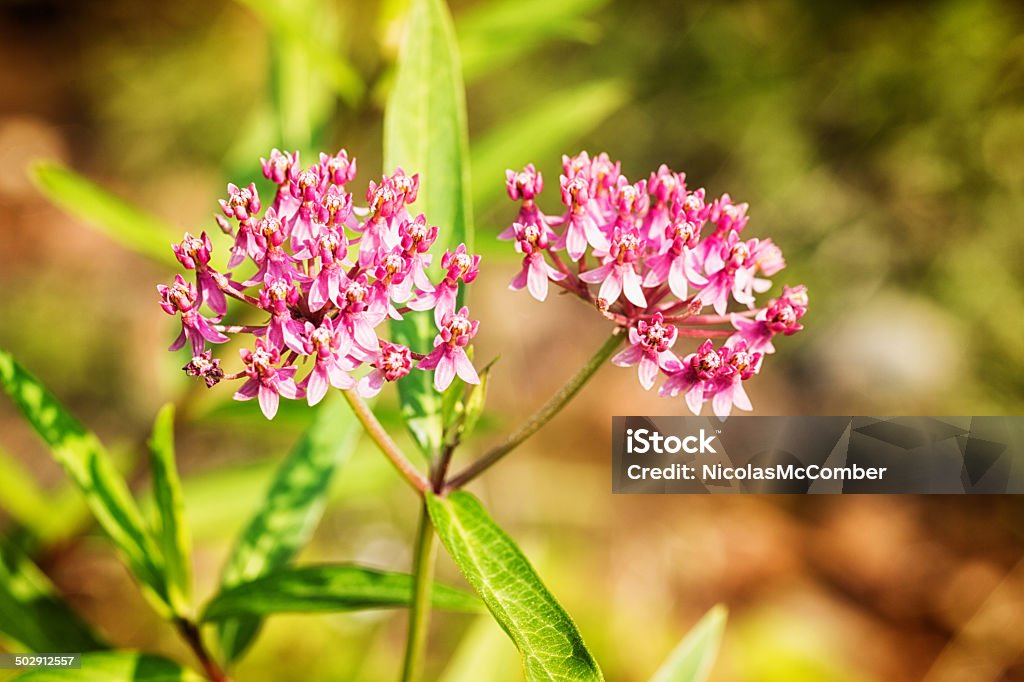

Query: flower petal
[306,367,328,406]
[258,384,280,420]
[637,355,658,390]
[454,350,480,384]
[433,354,456,392]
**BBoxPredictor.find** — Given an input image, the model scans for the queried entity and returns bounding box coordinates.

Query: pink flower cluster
[159,149,481,419]
[502,152,808,418]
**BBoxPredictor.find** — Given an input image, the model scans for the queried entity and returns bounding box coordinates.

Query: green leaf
[202,564,481,621]
[471,80,627,211]
[29,162,180,268]
[457,0,610,82]
[384,0,473,459]
[12,652,203,681]
[0,349,171,616]
[147,405,193,617]
[0,540,107,653]
[649,605,727,682]
[427,491,604,682]
[216,394,360,662]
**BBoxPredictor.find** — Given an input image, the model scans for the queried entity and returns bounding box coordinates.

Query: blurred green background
[1,0,1023,680]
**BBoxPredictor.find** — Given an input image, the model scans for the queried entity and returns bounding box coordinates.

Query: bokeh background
[2,0,1024,680]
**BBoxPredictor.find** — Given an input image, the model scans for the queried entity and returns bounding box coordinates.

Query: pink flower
[611,314,683,390]
[173,231,227,315]
[286,165,327,249]
[500,164,550,241]
[261,148,297,185]
[304,228,351,312]
[299,319,356,406]
[234,338,303,419]
[371,248,413,317]
[355,175,411,267]
[509,222,566,301]
[706,341,762,419]
[417,307,480,391]
[730,288,807,354]
[559,173,610,261]
[506,164,544,201]
[219,183,261,221]
[259,278,307,354]
[698,231,762,315]
[336,275,387,352]
[642,219,707,300]
[499,152,808,417]
[579,227,647,307]
[751,238,785,277]
[398,215,438,292]
[708,194,749,234]
[162,147,488,420]
[319,149,357,186]
[410,244,480,326]
[158,275,229,355]
[244,209,309,286]
[659,339,761,419]
[315,185,353,229]
[358,342,413,398]
[660,340,723,415]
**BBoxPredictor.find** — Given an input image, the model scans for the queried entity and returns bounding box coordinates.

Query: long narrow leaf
[383,0,473,459]
[0,540,107,653]
[427,491,604,682]
[30,162,180,268]
[471,80,627,212]
[12,652,203,681]
[649,606,727,682]
[202,564,480,621]
[0,349,170,616]
[216,394,360,662]
[148,405,193,616]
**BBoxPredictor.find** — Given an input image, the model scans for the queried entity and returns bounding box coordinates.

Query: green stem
[401,503,438,682]
[341,390,430,495]
[176,618,230,682]
[445,330,624,491]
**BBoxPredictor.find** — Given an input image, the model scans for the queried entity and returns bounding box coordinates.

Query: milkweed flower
[501,152,808,417]
[233,338,304,420]
[358,342,413,398]
[509,222,566,301]
[157,275,229,355]
[730,285,808,354]
[409,243,481,326]
[159,149,483,419]
[417,307,480,392]
[578,227,648,307]
[611,313,682,390]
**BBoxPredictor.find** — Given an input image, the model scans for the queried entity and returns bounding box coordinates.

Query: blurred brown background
[1,0,1023,680]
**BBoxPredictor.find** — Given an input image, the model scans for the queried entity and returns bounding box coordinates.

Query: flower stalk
[340,389,429,494]
[445,331,624,491]
[401,503,438,682]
